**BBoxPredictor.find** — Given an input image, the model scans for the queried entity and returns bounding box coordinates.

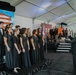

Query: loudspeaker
[61,22,67,26]
[0,1,15,12]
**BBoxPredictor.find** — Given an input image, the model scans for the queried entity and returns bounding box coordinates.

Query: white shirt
[0,28,3,35]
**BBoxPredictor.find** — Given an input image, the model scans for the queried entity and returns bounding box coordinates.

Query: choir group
[0,21,44,73]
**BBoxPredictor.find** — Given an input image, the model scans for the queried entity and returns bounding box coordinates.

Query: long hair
[27,28,31,37]
[37,28,41,35]
[20,28,27,35]
[9,23,13,26]
[32,29,37,35]
[15,25,20,29]
[5,27,11,34]
[0,21,4,24]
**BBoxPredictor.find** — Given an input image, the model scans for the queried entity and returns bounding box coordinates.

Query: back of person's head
[32,29,37,34]
[0,21,4,25]
[27,28,31,37]
[21,28,27,34]
[5,25,9,29]
[5,25,10,33]
[27,27,31,30]
[8,23,13,29]
[9,23,13,25]
[19,28,22,34]
[14,28,19,34]
[15,25,20,29]
[37,28,40,31]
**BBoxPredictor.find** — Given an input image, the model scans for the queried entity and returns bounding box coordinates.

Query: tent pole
[45,21,50,53]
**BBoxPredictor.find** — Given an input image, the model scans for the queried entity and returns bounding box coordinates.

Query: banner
[41,23,52,38]
[44,24,52,34]
[0,9,14,28]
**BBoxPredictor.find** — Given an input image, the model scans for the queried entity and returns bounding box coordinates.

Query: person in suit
[65,38,76,75]
[9,23,13,29]
[0,21,4,62]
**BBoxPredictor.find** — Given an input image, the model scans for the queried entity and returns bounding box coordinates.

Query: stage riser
[56,43,71,53]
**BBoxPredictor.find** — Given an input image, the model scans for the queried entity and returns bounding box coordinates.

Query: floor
[0,52,74,75]
[34,52,74,75]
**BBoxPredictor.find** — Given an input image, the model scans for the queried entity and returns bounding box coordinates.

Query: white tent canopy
[1,0,76,25]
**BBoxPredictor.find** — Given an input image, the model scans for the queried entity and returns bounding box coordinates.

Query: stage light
[57,16,63,20]
[39,8,46,11]
[61,22,67,26]
[41,2,52,9]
